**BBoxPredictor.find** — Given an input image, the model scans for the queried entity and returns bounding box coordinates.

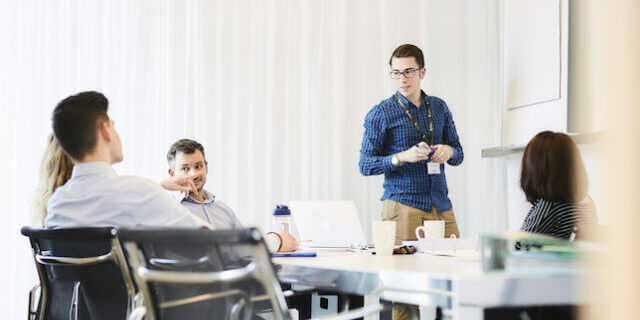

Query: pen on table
[271,252,317,258]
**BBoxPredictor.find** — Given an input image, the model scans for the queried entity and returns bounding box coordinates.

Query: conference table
[273,250,585,319]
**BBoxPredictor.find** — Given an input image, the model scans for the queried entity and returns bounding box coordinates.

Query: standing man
[359,44,464,244]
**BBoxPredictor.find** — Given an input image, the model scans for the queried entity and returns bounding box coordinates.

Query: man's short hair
[167,139,206,168]
[389,44,425,69]
[520,131,589,204]
[52,91,109,161]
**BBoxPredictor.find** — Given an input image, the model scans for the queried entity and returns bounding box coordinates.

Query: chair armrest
[148,256,210,269]
[137,261,257,284]
[35,252,113,266]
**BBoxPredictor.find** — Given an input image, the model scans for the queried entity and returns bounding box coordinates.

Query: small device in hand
[417,144,435,156]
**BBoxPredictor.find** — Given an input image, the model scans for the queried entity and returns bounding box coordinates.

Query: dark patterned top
[520,197,598,240]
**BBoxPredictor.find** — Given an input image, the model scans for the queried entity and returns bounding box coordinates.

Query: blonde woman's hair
[31,134,74,227]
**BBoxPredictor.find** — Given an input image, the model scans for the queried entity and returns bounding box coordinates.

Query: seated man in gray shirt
[163,139,297,252]
[45,91,209,229]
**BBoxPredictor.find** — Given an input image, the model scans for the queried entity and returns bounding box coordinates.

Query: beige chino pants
[381,200,460,245]
[381,200,460,320]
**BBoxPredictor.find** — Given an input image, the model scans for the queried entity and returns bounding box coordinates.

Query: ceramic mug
[415,221,445,240]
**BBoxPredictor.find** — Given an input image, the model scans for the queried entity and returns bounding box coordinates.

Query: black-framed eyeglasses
[389,68,420,79]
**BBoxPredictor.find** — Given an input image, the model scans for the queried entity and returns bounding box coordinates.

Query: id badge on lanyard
[395,94,439,175]
[427,162,440,175]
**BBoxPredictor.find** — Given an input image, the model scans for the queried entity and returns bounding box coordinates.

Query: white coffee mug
[373,221,396,256]
[415,221,445,240]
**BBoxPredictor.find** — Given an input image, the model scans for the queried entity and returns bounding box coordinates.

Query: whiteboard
[503,0,561,109]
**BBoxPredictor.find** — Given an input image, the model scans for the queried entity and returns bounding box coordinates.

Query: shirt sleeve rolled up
[442,106,464,166]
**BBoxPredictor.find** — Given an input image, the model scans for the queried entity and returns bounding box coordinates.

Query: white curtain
[0,0,505,317]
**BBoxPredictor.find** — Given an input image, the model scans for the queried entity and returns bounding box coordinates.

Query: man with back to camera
[163,138,297,252]
[45,91,210,229]
[359,44,464,242]
[45,91,296,252]
[44,92,210,320]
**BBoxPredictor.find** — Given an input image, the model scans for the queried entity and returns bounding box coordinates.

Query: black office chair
[118,227,383,320]
[118,227,290,320]
[21,227,137,320]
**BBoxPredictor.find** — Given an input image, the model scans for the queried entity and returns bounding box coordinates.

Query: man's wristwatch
[391,154,401,167]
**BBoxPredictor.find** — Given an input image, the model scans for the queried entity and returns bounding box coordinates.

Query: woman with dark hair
[519,131,597,239]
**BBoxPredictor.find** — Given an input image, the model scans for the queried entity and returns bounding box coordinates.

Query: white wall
[0,1,505,318]
[499,0,606,229]
[500,0,569,146]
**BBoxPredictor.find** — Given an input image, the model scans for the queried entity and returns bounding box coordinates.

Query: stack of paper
[403,238,479,256]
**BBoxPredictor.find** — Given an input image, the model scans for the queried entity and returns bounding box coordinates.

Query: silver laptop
[289,201,366,248]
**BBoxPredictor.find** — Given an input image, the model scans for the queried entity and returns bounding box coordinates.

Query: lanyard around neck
[395,93,434,145]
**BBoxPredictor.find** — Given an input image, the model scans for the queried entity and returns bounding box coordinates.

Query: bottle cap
[273,204,291,216]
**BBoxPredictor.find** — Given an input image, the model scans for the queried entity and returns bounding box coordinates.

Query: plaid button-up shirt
[359,91,463,213]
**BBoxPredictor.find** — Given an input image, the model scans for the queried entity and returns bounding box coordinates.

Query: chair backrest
[21,227,136,320]
[117,227,291,320]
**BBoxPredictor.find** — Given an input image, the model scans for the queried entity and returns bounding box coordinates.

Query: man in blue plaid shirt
[359,44,464,244]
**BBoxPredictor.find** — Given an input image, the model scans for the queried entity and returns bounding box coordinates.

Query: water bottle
[272,205,291,233]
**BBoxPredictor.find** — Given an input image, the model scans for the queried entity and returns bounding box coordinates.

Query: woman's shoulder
[555,196,596,212]
[575,196,598,220]
[534,199,578,218]
[542,196,597,218]
[577,195,596,209]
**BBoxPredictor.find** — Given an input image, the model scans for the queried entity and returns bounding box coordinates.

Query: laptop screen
[289,201,366,248]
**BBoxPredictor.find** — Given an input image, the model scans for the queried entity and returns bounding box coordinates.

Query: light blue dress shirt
[45,162,209,228]
[173,190,281,252]
[173,190,241,230]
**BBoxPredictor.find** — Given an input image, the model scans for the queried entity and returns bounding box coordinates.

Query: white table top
[273,250,585,308]
[273,250,483,279]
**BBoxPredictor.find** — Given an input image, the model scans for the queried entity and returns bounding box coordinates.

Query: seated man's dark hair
[167,139,206,168]
[52,91,109,161]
